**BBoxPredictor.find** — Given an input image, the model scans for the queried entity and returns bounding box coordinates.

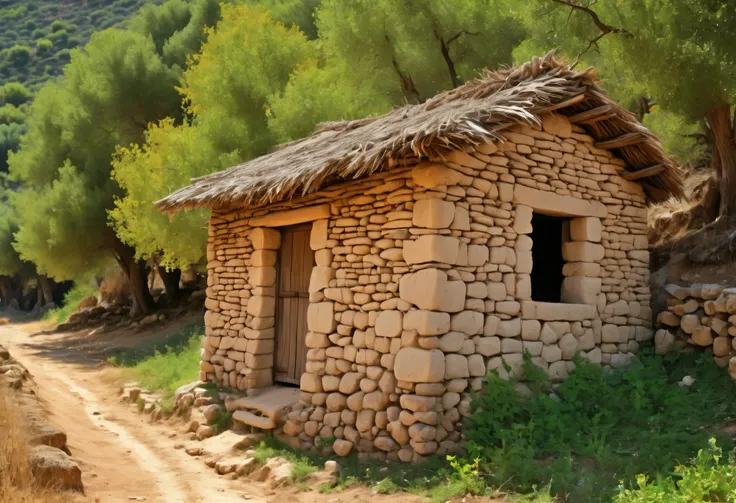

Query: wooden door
[274,223,314,385]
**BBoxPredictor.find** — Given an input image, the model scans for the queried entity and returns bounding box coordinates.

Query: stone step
[232,410,276,430]
[225,386,300,423]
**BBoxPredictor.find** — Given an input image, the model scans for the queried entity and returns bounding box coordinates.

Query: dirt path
[0,323,265,503]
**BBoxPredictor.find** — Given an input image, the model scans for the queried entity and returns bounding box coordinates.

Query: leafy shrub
[54,49,71,63]
[42,282,97,323]
[50,20,73,33]
[0,104,26,125]
[615,438,736,502]
[0,82,32,106]
[6,45,32,67]
[35,38,52,56]
[464,352,736,502]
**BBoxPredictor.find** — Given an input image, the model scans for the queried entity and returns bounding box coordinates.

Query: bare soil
[0,319,474,503]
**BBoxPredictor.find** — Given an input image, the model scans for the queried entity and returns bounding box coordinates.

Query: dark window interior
[530,213,565,303]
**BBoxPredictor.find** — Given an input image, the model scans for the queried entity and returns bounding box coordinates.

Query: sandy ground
[0,319,437,503]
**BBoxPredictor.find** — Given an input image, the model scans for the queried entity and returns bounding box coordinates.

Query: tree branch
[433,24,463,89]
[551,0,630,36]
[385,34,422,103]
[551,0,631,67]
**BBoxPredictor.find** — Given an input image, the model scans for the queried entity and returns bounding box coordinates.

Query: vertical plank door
[274,223,314,385]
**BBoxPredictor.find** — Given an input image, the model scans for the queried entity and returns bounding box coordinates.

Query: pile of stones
[655,283,736,376]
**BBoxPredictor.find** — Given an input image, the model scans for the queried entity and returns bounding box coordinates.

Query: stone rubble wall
[202,113,651,462]
[655,283,736,374]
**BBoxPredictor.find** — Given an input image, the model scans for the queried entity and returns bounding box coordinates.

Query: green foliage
[0,123,25,172]
[615,438,736,503]
[0,83,32,107]
[0,0,165,91]
[111,4,310,268]
[0,104,25,125]
[111,120,234,269]
[463,352,736,502]
[6,45,31,68]
[428,456,487,503]
[209,410,232,435]
[42,281,97,323]
[8,26,181,281]
[115,326,203,400]
[0,177,24,275]
[107,321,204,366]
[34,38,52,56]
[180,3,312,157]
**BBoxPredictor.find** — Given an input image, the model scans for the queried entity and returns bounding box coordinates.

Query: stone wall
[655,283,736,376]
[202,113,652,462]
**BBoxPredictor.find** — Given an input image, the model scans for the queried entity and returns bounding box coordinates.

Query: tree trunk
[705,103,736,217]
[156,265,181,308]
[0,276,13,307]
[113,242,155,315]
[36,275,53,306]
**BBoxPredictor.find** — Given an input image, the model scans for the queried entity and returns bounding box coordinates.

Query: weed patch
[42,281,96,324]
[109,323,203,403]
[463,351,736,502]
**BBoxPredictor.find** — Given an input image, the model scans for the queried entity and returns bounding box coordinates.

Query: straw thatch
[157,52,684,212]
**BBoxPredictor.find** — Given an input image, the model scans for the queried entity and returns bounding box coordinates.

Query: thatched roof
[157,52,684,212]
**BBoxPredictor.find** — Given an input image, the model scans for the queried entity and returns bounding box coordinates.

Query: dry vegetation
[0,392,79,503]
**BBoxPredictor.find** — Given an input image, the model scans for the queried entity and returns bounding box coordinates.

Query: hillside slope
[0,0,162,90]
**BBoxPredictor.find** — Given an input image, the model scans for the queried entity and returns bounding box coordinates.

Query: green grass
[108,322,203,406]
[42,281,97,324]
[462,350,736,503]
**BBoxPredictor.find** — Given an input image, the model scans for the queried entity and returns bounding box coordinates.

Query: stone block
[570,217,602,242]
[403,235,460,265]
[412,163,470,188]
[521,301,596,320]
[439,332,464,352]
[450,311,484,335]
[444,354,469,379]
[561,277,602,304]
[562,262,601,277]
[251,250,277,267]
[451,206,470,231]
[513,205,533,234]
[310,219,329,250]
[247,296,275,317]
[541,113,572,138]
[403,310,451,336]
[467,245,489,266]
[308,266,334,293]
[399,268,466,313]
[513,185,607,218]
[301,373,323,393]
[475,336,501,357]
[248,267,276,287]
[394,348,445,383]
[376,310,403,338]
[413,199,455,229]
[250,228,281,250]
[562,242,605,262]
[308,302,336,334]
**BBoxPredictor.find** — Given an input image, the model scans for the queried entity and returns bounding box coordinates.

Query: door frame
[273,223,314,385]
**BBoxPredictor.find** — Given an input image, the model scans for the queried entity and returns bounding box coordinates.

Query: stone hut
[157,54,683,461]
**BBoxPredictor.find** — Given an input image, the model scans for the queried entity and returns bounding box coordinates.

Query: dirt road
[1,321,426,503]
[0,323,266,503]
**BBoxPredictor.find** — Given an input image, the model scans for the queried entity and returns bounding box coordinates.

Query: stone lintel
[248,203,331,227]
[513,185,607,218]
